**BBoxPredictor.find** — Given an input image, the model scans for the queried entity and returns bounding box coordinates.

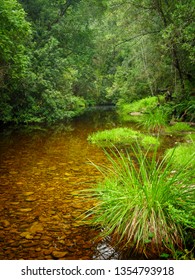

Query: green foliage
[172,99,195,122]
[117,96,161,122]
[117,96,169,131]
[118,96,161,114]
[166,122,194,133]
[0,0,102,123]
[165,142,195,170]
[95,0,195,106]
[0,0,32,122]
[0,0,31,62]
[84,145,195,258]
[88,127,160,149]
[12,91,86,124]
[1,0,194,124]
[140,135,160,150]
[140,108,169,132]
[185,133,195,143]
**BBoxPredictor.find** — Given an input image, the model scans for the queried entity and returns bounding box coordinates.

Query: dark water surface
[0,107,124,260]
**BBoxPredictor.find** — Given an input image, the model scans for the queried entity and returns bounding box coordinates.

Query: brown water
[0,107,123,260]
[0,107,183,260]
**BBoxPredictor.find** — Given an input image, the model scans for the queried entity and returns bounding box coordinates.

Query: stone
[10,202,20,205]
[34,234,42,240]
[1,220,10,227]
[129,111,142,116]
[49,166,57,171]
[29,222,44,233]
[42,240,50,246]
[40,235,52,241]
[52,251,68,259]
[38,216,48,222]
[9,171,18,175]
[20,232,34,239]
[46,187,55,192]
[23,192,34,196]
[64,172,72,176]
[19,208,33,212]
[25,197,36,202]
[43,248,53,256]
[35,248,42,252]
[22,242,39,248]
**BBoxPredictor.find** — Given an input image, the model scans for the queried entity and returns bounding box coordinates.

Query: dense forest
[0,0,195,262]
[0,0,194,124]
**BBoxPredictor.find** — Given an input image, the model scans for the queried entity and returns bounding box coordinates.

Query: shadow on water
[0,107,185,260]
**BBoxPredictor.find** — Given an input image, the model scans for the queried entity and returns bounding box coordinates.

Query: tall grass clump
[139,108,169,132]
[117,96,161,123]
[117,96,162,114]
[84,145,195,258]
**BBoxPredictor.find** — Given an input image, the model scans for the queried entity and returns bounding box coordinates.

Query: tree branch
[47,0,74,30]
[114,30,161,48]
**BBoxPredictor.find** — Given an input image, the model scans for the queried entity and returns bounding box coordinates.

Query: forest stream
[0,107,181,260]
[0,107,128,260]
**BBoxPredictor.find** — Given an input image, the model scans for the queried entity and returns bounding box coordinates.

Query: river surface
[0,107,183,260]
[0,107,127,260]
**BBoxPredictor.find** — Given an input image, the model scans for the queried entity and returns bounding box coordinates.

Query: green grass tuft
[166,122,194,133]
[139,108,169,132]
[84,145,195,258]
[117,96,164,123]
[88,127,160,149]
[185,133,195,142]
[165,142,195,170]
[118,96,161,113]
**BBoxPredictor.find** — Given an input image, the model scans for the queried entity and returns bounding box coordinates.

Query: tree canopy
[0,0,194,123]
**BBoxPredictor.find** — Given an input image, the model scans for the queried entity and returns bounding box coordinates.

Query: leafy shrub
[172,99,195,122]
[84,145,195,258]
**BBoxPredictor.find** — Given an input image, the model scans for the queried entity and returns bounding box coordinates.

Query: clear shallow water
[0,107,183,260]
[0,107,123,260]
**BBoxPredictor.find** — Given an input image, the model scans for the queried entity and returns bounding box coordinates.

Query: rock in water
[52,251,68,259]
